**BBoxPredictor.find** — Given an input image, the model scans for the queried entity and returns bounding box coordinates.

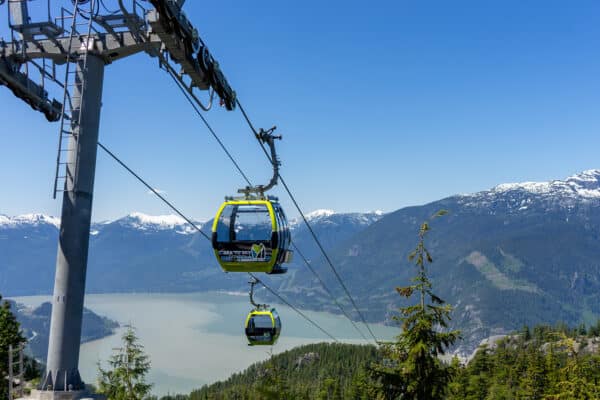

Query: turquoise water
[13,292,399,397]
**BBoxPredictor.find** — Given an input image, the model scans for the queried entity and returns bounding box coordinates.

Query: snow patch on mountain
[0,214,61,229]
[491,170,600,198]
[291,210,383,228]
[118,213,179,228]
[0,211,204,234]
[459,170,600,210]
[126,212,187,227]
[305,209,336,219]
[116,212,199,234]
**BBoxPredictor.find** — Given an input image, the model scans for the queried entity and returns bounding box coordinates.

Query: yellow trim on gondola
[244,310,276,329]
[211,199,277,233]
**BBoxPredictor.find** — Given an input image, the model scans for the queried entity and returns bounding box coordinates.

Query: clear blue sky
[1,0,599,221]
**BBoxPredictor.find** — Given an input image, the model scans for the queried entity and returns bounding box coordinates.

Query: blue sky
[1,0,599,221]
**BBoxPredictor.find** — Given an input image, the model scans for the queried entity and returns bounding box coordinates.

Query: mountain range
[303,169,600,354]
[0,208,384,295]
[1,170,599,354]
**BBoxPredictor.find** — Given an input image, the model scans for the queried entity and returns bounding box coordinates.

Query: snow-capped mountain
[301,169,600,355]
[0,209,381,236]
[288,210,386,264]
[0,208,383,295]
[0,213,60,229]
[493,169,600,198]
[291,209,384,227]
[0,212,200,233]
[459,170,600,211]
[305,209,336,220]
[113,212,201,234]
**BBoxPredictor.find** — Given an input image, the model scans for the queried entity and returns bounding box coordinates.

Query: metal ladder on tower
[52,0,96,199]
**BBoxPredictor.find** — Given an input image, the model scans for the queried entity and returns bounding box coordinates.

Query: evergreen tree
[348,368,382,400]
[317,377,342,400]
[485,383,514,400]
[447,357,469,400]
[254,352,292,400]
[97,325,153,400]
[546,336,600,399]
[0,294,26,400]
[464,345,493,400]
[517,346,547,400]
[449,325,600,400]
[371,210,460,399]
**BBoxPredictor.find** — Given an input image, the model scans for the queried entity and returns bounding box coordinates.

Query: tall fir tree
[317,377,342,400]
[97,324,153,400]
[348,368,382,400]
[371,210,460,399]
[0,294,26,400]
[517,345,547,400]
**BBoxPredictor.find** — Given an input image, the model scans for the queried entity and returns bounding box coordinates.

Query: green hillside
[151,323,600,400]
[188,342,378,400]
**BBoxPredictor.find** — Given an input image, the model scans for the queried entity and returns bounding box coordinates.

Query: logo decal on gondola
[251,243,266,260]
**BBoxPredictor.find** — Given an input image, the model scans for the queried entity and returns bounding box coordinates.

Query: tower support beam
[41,54,105,394]
[1,31,160,64]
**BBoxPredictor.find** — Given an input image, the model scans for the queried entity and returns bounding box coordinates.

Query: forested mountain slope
[290,170,600,354]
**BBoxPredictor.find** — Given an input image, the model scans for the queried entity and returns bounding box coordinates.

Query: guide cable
[248,273,339,342]
[90,18,379,342]
[165,70,252,186]
[236,99,380,344]
[97,142,209,241]
[161,75,380,344]
[291,242,369,342]
[126,2,381,343]
[97,142,341,343]
[160,70,378,343]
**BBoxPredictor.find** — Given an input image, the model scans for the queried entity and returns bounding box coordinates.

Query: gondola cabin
[211,198,292,274]
[245,308,281,346]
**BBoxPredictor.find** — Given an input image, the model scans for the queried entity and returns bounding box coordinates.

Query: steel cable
[97,142,341,343]
[248,273,338,342]
[162,72,373,343]
[236,99,380,344]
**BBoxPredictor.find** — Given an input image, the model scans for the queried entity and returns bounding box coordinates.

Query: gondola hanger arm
[249,278,267,310]
[238,126,281,199]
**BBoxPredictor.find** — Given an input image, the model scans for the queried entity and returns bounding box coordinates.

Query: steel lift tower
[0,1,235,398]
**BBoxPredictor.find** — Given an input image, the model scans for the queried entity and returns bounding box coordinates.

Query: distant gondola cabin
[245,308,281,346]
